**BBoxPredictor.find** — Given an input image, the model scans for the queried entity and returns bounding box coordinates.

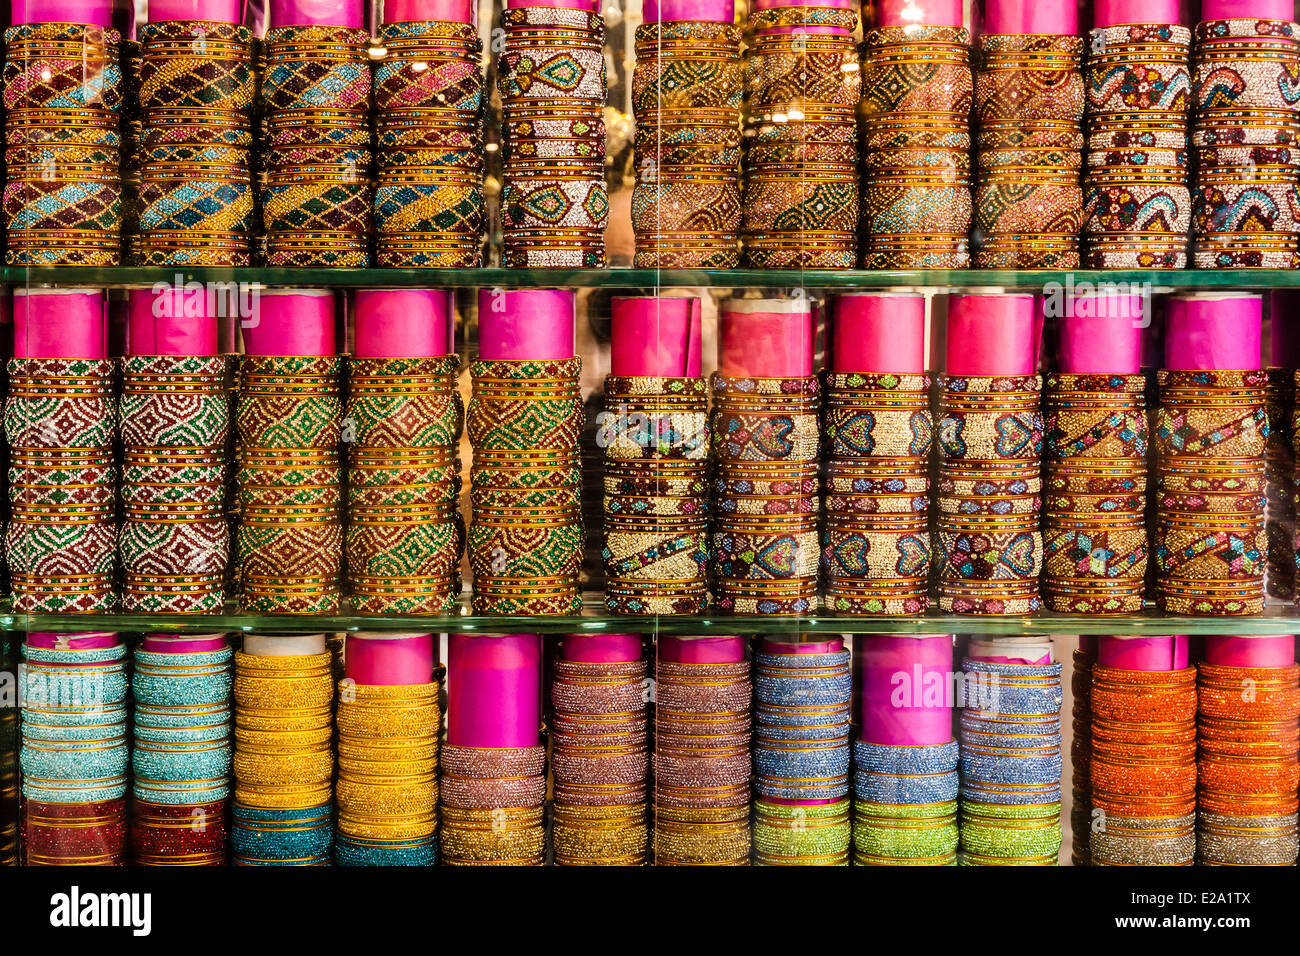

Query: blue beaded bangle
[134,720,230,746]
[132,742,232,782]
[20,712,129,741]
[23,644,127,664]
[232,805,334,863]
[21,742,129,781]
[134,777,231,805]
[853,767,959,804]
[853,739,959,774]
[335,834,437,867]
[753,716,851,741]
[23,775,128,802]
[135,703,231,730]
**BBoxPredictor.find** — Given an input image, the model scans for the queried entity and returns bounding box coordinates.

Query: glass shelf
[9,266,1300,291]
[6,597,1300,636]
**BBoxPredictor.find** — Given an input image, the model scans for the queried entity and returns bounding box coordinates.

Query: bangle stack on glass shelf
[858,0,972,269]
[631,0,742,268]
[974,0,1084,268]
[602,296,709,616]
[259,0,372,267]
[742,0,859,268]
[373,0,484,267]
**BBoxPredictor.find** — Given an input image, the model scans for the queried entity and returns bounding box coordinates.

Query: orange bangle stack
[1197,662,1300,866]
[1089,665,1197,866]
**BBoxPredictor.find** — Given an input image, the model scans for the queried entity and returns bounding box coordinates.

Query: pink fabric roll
[1164,295,1262,371]
[270,0,363,26]
[1094,0,1182,24]
[610,296,702,377]
[146,0,241,21]
[983,0,1078,33]
[1269,292,1300,367]
[26,632,121,651]
[1097,635,1190,670]
[1057,297,1145,373]
[383,0,476,21]
[243,290,336,357]
[643,0,733,22]
[13,289,106,360]
[1199,0,1294,20]
[11,0,112,23]
[345,633,436,685]
[658,636,747,664]
[126,287,218,356]
[447,634,542,747]
[477,289,575,360]
[832,294,926,373]
[1203,635,1296,667]
[878,0,963,26]
[719,299,814,377]
[857,635,954,746]
[354,289,452,358]
[141,634,229,653]
[759,637,845,654]
[560,634,643,663]
[945,294,1037,375]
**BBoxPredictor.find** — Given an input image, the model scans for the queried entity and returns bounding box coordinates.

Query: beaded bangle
[603,375,709,614]
[936,375,1044,614]
[24,797,128,865]
[631,20,742,268]
[754,799,851,866]
[468,358,583,615]
[1154,369,1267,615]
[236,356,343,614]
[823,371,932,613]
[860,26,972,268]
[5,358,117,612]
[1043,373,1148,613]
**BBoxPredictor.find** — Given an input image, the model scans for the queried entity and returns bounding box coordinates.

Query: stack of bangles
[231,645,334,865]
[1191,16,1300,268]
[858,22,972,268]
[236,353,344,614]
[1089,662,1197,866]
[711,362,820,613]
[653,641,751,865]
[959,655,1064,865]
[439,745,547,866]
[630,6,742,267]
[752,640,851,865]
[1084,22,1191,268]
[974,31,1084,268]
[135,18,254,265]
[822,364,932,614]
[260,23,371,267]
[497,1,607,268]
[3,22,123,265]
[602,370,709,615]
[131,636,232,865]
[334,657,442,866]
[6,352,117,612]
[1070,642,1095,866]
[852,741,959,866]
[1155,369,1268,615]
[1197,659,1300,865]
[550,638,649,865]
[741,2,859,268]
[373,14,484,267]
[21,635,129,865]
[935,373,1044,615]
[467,355,584,615]
[118,351,230,613]
[1043,372,1149,613]
[346,350,463,615]
[0,640,16,865]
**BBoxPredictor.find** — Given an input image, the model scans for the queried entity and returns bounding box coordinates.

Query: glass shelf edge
[8,267,1300,291]
[6,602,1300,636]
